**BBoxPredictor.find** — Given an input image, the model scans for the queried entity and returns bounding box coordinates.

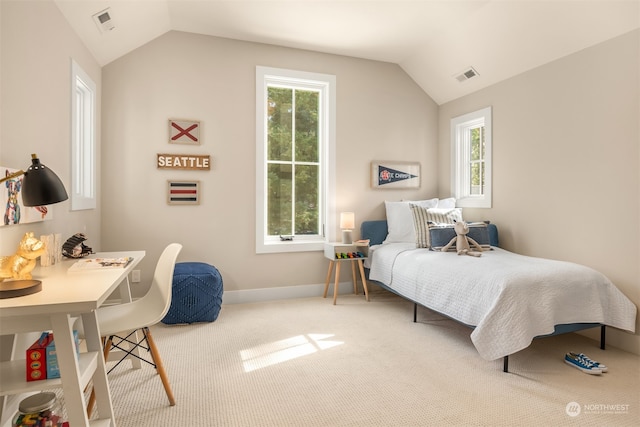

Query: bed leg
[503,355,509,373]
[600,325,606,350]
[413,303,417,323]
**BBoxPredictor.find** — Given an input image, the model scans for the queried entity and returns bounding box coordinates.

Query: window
[451,106,492,208]
[256,67,336,253]
[70,60,96,210]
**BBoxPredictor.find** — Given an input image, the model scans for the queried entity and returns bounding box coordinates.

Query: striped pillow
[409,205,463,248]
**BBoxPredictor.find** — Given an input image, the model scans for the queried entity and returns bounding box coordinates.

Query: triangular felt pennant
[376,165,418,186]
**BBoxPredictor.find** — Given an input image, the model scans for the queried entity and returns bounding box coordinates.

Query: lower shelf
[0,352,98,396]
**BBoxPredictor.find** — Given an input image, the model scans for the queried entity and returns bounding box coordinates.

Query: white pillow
[437,197,456,208]
[384,199,438,243]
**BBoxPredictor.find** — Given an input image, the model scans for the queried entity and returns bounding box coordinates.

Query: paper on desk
[68,257,133,272]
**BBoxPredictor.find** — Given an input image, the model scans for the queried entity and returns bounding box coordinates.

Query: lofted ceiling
[54,0,640,105]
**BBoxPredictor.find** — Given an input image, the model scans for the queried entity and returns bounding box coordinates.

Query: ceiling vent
[92,8,115,33]
[455,67,479,83]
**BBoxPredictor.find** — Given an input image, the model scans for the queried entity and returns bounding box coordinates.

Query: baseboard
[222,281,359,304]
[578,326,640,356]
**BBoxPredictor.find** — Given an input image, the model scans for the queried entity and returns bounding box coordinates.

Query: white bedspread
[369,244,637,360]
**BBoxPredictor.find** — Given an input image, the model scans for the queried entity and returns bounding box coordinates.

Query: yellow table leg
[323,260,334,298]
[351,261,358,294]
[357,259,370,302]
[333,261,341,305]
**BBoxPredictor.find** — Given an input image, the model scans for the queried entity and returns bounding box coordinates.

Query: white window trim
[450,106,492,208]
[70,60,97,210]
[255,66,336,254]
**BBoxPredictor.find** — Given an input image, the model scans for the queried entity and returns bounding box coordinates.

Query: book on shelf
[68,257,133,271]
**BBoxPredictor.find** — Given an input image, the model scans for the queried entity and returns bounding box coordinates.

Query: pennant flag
[376,165,418,186]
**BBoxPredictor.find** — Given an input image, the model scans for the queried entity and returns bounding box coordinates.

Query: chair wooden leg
[143,327,176,406]
[87,336,113,417]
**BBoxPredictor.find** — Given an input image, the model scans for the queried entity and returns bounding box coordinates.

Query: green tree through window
[267,87,320,236]
[256,66,335,253]
[450,106,492,208]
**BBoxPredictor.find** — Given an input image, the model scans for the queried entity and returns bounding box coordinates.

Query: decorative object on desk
[68,256,134,271]
[39,233,62,267]
[62,233,93,258]
[169,118,200,145]
[0,232,46,280]
[371,160,420,189]
[0,232,46,298]
[340,212,355,244]
[167,180,200,205]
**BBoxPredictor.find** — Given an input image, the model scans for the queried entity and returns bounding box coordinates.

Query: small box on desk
[26,331,80,381]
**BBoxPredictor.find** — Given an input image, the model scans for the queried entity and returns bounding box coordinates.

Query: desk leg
[323,260,334,298]
[333,262,341,305]
[81,311,116,423]
[357,260,369,302]
[350,262,357,295]
[50,313,91,426]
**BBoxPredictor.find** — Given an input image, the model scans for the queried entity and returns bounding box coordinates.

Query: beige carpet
[103,287,639,426]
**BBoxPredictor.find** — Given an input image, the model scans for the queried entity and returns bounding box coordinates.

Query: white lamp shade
[340,212,355,230]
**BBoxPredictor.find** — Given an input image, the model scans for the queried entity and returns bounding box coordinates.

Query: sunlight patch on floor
[240,333,343,372]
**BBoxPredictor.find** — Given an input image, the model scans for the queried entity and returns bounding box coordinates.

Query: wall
[101,31,438,296]
[0,0,102,254]
[438,30,640,355]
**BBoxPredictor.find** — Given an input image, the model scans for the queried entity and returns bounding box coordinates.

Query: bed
[361,218,637,372]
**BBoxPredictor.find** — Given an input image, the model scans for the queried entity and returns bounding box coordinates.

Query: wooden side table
[323,242,370,305]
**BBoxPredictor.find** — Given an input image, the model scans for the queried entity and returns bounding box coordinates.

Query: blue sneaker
[572,352,608,373]
[565,352,602,375]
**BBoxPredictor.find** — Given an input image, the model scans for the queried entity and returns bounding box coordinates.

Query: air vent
[455,67,479,83]
[92,8,115,33]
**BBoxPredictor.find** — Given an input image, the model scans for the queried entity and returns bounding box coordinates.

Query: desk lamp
[0,154,68,298]
[340,212,355,244]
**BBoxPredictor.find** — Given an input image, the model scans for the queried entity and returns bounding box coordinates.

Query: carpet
[104,287,639,426]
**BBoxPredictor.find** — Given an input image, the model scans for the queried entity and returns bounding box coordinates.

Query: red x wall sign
[169,119,200,145]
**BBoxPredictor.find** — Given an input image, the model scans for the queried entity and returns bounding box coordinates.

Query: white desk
[0,251,145,427]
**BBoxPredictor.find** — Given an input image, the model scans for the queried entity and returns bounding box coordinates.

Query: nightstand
[323,242,370,305]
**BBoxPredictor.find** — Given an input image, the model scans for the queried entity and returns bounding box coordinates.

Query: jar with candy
[13,392,68,427]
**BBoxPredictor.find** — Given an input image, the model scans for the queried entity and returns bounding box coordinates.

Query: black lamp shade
[21,155,69,207]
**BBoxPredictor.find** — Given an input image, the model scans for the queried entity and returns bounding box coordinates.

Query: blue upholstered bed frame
[360,220,605,372]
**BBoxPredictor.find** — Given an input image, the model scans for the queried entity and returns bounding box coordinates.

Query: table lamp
[340,212,355,244]
[0,154,68,298]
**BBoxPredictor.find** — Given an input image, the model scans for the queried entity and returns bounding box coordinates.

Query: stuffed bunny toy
[441,221,484,257]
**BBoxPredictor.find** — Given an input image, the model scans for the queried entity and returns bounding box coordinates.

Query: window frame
[70,60,97,211]
[255,66,336,254]
[450,106,492,208]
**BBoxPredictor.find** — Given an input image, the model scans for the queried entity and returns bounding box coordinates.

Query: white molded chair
[87,243,182,415]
